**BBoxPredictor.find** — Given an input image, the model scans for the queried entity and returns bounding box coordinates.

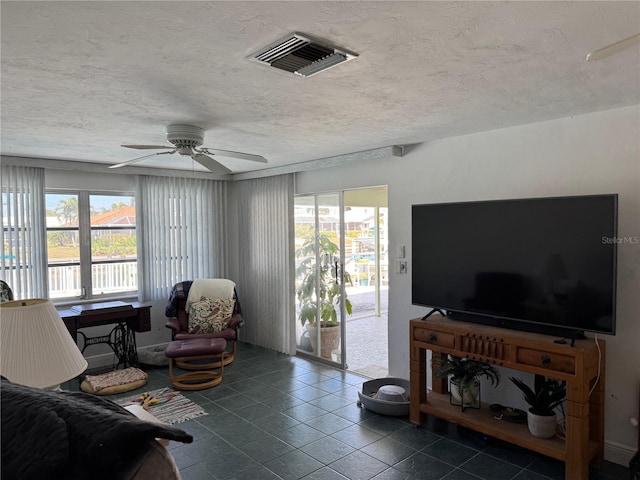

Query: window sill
[53,293,140,309]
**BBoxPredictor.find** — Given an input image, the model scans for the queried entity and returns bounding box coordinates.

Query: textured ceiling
[1,1,639,175]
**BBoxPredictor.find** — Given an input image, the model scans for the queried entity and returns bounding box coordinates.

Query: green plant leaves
[509,375,566,416]
[433,355,501,387]
[295,233,353,327]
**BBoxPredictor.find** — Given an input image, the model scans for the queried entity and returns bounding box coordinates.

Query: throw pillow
[215,296,235,318]
[187,296,235,334]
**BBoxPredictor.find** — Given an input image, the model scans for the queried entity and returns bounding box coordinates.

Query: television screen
[411,194,617,336]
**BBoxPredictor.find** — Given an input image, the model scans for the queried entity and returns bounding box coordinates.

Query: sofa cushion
[124,439,180,480]
[187,297,234,334]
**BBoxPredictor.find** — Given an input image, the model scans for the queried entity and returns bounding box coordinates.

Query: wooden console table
[410,315,605,480]
[59,301,151,368]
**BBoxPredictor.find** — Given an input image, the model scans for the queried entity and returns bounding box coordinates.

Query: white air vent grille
[253,35,309,63]
[249,33,357,77]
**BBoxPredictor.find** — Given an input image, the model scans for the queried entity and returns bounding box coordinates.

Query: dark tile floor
[71,343,631,480]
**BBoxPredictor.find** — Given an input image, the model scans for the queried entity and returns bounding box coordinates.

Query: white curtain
[237,174,295,354]
[0,165,47,299]
[137,175,228,302]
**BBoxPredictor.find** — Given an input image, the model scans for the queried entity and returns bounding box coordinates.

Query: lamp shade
[0,299,88,388]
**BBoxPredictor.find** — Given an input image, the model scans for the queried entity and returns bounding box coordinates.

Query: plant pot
[450,379,480,410]
[307,323,340,360]
[527,409,557,438]
[298,330,312,352]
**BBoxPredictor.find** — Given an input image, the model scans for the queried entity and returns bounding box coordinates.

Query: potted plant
[295,233,352,359]
[433,355,500,410]
[510,375,566,438]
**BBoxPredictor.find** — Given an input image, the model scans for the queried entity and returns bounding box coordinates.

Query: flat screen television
[411,194,617,336]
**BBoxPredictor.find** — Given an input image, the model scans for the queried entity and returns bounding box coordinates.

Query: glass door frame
[294,192,347,369]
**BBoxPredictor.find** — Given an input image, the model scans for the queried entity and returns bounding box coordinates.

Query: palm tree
[55,197,79,247]
[55,197,78,225]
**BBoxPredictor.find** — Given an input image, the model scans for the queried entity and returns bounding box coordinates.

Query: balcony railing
[47,262,137,298]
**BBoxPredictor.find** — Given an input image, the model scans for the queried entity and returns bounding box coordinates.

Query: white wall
[46,169,137,191]
[295,105,640,462]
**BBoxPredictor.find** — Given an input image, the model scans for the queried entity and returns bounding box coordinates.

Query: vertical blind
[137,175,228,302]
[237,174,295,354]
[0,165,47,298]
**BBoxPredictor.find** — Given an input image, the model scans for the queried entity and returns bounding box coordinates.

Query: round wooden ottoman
[165,338,226,390]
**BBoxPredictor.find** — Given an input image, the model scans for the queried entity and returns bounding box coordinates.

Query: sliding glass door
[294,193,347,368]
[343,188,389,378]
[294,187,389,374]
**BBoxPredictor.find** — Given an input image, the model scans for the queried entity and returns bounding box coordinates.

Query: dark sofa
[0,377,192,480]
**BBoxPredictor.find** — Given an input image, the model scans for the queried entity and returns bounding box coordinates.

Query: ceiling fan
[110,124,267,175]
[586,33,640,61]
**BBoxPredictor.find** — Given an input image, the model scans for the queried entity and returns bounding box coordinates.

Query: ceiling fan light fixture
[248,32,357,77]
[114,124,267,173]
[177,146,193,156]
[166,124,204,147]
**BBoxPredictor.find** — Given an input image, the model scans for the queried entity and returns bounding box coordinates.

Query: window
[46,192,137,300]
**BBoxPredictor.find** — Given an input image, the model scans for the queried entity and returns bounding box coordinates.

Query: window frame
[46,189,138,302]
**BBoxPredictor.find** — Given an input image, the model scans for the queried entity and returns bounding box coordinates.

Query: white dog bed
[137,346,169,366]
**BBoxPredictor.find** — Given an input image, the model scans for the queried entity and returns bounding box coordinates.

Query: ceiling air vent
[249,33,357,77]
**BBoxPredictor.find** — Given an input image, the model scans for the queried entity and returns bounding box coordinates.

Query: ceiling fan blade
[586,33,640,61]
[192,154,233,175]
[121,144,174,150]
[109,150,176,169]
[200,148,267,163]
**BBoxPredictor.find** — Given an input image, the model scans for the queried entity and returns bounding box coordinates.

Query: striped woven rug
[117,387,207,425]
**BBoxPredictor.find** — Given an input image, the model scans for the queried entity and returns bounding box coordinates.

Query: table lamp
[0,298,88,389]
